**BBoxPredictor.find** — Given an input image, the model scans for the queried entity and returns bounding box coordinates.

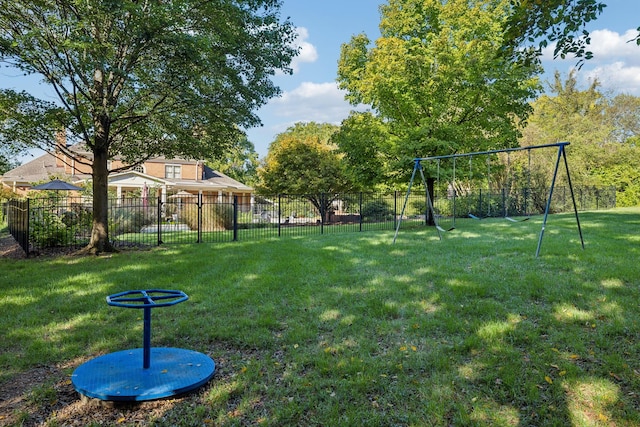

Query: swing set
[393,142,585,257]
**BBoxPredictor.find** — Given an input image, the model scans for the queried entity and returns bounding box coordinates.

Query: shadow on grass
[1,208,639,425]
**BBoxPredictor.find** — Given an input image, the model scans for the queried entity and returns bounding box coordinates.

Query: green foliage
[2,209,640,425]
[110,207,156,234]
[332,112,396,190]
[360,199,394,222]
[30,209,76,247]
[520,71,640,205]
[205,135,260,188]
[0,89,65,157]
[337,0,541,184]
[502,0,609,65]
[181,203,233,232]
[0,153,18,175]
[258,122,355,217]
[0,0,297,251]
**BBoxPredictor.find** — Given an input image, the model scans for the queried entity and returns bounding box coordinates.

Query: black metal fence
[2,186,616,256]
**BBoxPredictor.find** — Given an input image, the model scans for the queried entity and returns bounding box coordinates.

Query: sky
[2,1,639,163]
[246,0,640,158]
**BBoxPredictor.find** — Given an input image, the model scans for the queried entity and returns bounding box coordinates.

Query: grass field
[1,208,639,426]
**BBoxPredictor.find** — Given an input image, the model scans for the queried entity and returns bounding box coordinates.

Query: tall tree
[0,0,297,253]
[257,122,353,219]
[331,112,395,191]
[337,0,540,184]
[520,70,640,206]
[206,135,260,188]
[606,93,640,143]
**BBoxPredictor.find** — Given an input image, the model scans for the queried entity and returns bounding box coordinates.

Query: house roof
[1,149,252,193]
[1,152,89,185]
[106,168,252,192]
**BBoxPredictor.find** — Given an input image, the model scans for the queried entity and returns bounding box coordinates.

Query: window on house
[165,165,181,179]
[133,164,144,173]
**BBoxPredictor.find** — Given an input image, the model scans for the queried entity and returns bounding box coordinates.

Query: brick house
[0,142,253,208]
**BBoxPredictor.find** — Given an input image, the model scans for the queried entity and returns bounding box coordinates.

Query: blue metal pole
[393,159,420,243]
[536,143,566,257]
[562,146,585,250]
[143,306,151,369]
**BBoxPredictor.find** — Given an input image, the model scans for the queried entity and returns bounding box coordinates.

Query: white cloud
[271,81,360,122]
[541,27,640,95]
[584,61,640,95]
[246,81,369,156]
[587,29,640,65]
[288,27,318,73]
[541,28,639,64]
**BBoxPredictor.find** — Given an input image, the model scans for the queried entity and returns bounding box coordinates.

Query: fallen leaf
[544,376,553,384]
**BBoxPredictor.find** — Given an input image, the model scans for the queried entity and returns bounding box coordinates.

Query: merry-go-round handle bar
[106,289,189,308]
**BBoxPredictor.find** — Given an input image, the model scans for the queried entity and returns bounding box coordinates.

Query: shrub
[111,207,156,234]
[361,199,394,222]
[30,209,76,247]
[181,203,234,231]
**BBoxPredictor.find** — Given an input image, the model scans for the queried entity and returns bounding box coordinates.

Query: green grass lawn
[1,208,639,426]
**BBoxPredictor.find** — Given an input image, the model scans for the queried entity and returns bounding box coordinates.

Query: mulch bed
[0,234,26,259]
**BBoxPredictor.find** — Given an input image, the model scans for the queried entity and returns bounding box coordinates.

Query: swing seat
[436,225,455,232]
[468,213,482,220]
[505,216,530,223]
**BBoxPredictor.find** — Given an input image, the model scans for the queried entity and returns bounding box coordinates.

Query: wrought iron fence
[2,186,616,256]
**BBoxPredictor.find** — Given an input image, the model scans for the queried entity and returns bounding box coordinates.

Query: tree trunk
[426,177,435,226]
[81,142,116,254]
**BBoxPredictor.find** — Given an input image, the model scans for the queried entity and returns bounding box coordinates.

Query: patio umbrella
[31,179,83,191]
[142,183,149,207]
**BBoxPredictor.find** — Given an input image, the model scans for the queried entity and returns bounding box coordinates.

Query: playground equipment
[71,289,215,401]
[393,142,585,257]
[503,150,531,223]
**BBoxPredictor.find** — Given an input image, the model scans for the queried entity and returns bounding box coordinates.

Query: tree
[206,135,260,188]
[257,122,354,220]
[331,112,396,191]
[520,71,640,205]
[0,154,17,175]
[337,0,541,184]
[0,0,297,253]
[606,93,640,143]
[503,1,639,66]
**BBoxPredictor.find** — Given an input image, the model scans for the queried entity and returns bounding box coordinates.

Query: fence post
[320,193,324,235]
[233,196,238,242]
[359,192,363,232]
[278,194,281,237]
[157,196,162,246]
[393,191,398,230]
[197,194,202,243]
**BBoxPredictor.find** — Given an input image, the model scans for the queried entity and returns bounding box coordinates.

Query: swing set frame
[393,142,585,257]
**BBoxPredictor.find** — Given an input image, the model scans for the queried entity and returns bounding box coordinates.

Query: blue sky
[246,0,640,158]
[2,1,638,163]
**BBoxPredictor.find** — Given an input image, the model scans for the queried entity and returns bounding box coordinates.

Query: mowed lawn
[1,208,639,426]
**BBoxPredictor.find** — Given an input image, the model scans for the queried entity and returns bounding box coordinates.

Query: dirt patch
[0,234,152,260]
[0,234,26,259]
[0,349,236,427]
